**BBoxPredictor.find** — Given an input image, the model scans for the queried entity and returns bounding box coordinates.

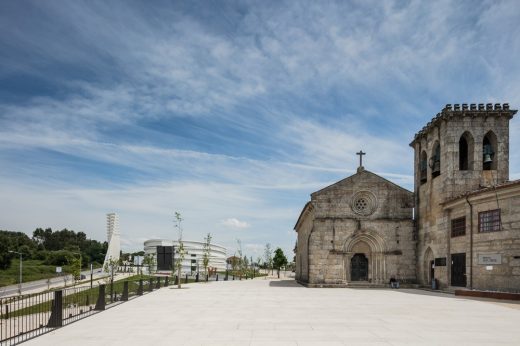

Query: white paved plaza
[26,278,520,346]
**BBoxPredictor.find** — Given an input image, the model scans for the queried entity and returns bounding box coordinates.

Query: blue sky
[1,0,520,259]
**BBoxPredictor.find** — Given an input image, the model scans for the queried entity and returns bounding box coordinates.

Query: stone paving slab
[24,278,520,346]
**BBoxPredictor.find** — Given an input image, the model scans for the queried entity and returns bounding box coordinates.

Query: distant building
[144,239,227,274]
[103,213,121,270]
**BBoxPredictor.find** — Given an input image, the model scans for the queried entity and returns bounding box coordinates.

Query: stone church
[295,103,520,292]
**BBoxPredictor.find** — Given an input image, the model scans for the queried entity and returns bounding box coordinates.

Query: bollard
[122,281,129,301]
[216,274,219,281]
[47,290,63,327]
[185,274,188,284]
[206,274,209,282]
[233,275,235,280]
[165,277,169,287]
[138,279,143,295]
[196,273,199,282]
[174,275,179,285]
[156,277,161,289]
[95,285,106,311]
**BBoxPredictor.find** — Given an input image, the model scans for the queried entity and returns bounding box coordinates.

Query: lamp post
[9,251,23,295]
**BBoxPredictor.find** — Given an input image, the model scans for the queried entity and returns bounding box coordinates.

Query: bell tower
[410,103,517,286]
[411,103,516,204]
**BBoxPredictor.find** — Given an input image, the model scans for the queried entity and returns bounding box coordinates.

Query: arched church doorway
[351,253,368,281]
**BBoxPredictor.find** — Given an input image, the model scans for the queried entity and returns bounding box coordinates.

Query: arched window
[459,132,474,170]
[420,151,427,184]
[483,131,497,170]
[430,142,441,178]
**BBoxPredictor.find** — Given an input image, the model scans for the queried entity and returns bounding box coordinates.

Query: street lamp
[9,250,23,295]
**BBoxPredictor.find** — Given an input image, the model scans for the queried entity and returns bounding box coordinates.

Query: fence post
[174,275,178,285]
[156,277,161,289]
[196,273,199,282]
[165,276,169,287]
[225,270,228,281]
[206,274,209,282]
[148,278,154,292]
[233,274,235,280]
[122,281,129,301]
[185,274,188,284]
[216,274,219,281]
[138,279,143,296]
[95,285,106,311]
[47,290,63,327]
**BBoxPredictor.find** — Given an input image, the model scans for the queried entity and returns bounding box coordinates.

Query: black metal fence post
[122,281,129,301]
[233,274,235,280]
[196,273,199,282]
[216,274,219,281]
[148,278,154,292]
[225,270,228,281]
[47,290,63,327]
[95,285,106,311]
[156,277,161,289]
[185,274,188,284]
[165,276,169,287]
[138,279,143,295]
[174,275,178,285]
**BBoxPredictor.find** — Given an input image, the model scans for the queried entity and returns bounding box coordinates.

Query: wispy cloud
[221,218,251,230]
[1,0,519,257]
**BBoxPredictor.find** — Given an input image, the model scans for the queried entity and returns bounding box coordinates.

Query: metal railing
[0,276,168,345]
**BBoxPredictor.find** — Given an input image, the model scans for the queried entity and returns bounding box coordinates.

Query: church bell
[483,144,494,164]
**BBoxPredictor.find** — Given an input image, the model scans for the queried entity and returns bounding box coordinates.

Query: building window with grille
[451,217,466,237]
[478,209,501,233]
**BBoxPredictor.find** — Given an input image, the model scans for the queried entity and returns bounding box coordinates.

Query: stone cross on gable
[356,150,366,168]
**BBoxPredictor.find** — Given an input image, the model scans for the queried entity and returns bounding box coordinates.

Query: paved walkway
[26,278,520,346]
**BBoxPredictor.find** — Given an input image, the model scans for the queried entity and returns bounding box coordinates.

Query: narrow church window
[459,132,474,171]
[420,151,427,184]
[451,217,466,237]
[478,209,501,232]
[483,131,497,170]
[430,142,441,178]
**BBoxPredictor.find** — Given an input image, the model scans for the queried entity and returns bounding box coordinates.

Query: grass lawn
[0,259,75,287]
[0,259,102,287]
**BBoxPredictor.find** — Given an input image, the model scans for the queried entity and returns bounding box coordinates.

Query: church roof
[410,103,517,147]
[294,201,313,231]
[442,179,520,205]
[310,167,413,197]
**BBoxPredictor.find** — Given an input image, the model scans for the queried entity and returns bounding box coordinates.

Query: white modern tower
[103,213,121,271]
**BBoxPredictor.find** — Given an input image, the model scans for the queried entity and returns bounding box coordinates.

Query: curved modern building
[144,239,227,274]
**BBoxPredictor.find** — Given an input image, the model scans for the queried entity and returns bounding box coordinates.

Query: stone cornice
[409,103,517,147]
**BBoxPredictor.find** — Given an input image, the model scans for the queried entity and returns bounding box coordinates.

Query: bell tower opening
[459,131,474,171]
[420,151,428,184]
[430,142,441,178]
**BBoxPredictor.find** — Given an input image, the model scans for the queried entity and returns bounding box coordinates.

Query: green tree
[273,248,288,278]
[67,252,82,282]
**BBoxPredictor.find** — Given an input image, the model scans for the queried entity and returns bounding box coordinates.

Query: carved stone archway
[343,232,387,284]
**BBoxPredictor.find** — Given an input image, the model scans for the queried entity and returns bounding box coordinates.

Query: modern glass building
[143,239,227,274]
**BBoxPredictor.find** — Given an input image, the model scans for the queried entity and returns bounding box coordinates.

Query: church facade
[295,103,520,292]
[294,167,416,287]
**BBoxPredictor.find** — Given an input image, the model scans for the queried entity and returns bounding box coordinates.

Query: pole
[19,253,22,295]
[90,263,94,289]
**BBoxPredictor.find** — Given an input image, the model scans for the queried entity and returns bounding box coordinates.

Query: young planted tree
[67,252,82,284]
[143,253,156,275]
[174,212,186,288]
[264,243,273,275]
[202,233,212,277]
[236,239,243,278]
[273,248,288,278]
